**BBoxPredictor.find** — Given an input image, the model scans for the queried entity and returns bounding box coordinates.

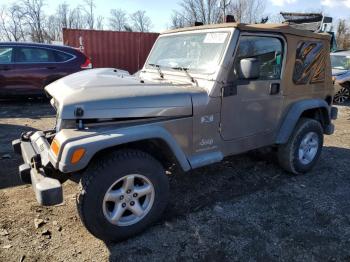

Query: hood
[46,68,204,119]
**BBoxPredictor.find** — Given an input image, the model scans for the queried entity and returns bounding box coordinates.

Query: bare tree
[21,0,47,43]
[228,0,265,23]
[170,0,266,28]
[109,9,128,31]
[68,7,85,29]
[171,0,221,28]
[46,14,61,41]
[130,10,152,32]
[220,0,231,22]
[0,7,12,41]
[124,25,133,32]
[96,16,104,30]
[83,0,95,29]
[336,19,350,50]
[57,3,70,29]
[0,4,27,41]
[170,12,186,29]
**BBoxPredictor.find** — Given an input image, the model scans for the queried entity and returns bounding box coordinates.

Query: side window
[0,47,13,64]
[54,51,73,62]
[16,47,55,63]
[234,36,283,80]
[293,41,326,85]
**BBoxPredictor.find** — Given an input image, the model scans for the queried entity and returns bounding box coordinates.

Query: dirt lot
[0,100,349,262]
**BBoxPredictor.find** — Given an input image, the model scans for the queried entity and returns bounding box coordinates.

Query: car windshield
[146,32,230,74]
[331,55,350,70]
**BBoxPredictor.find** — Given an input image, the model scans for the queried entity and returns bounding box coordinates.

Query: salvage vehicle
[0,42,92,97]
[331,50,350,103]
[13,22,337,242]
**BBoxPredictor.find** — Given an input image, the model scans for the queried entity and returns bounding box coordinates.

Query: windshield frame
[143,29,233,77]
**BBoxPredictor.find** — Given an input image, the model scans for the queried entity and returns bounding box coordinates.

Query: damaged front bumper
[12,131,63,206]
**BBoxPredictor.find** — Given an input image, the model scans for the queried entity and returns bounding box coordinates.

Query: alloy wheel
[102,174,155,226]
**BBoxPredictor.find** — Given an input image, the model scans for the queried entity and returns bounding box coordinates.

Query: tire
[333,86,350,104]
[277,118,323,175]
[77,149,169,242]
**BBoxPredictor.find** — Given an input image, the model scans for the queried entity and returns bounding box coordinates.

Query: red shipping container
[63,28,159,74]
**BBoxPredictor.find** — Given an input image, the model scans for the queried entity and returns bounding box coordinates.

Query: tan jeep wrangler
[13,22,337,241]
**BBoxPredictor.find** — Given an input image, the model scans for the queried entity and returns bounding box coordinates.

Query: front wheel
[77,150,169,242]
[277,118,324,175]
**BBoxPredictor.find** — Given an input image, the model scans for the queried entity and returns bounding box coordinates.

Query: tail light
[81,57,92,69]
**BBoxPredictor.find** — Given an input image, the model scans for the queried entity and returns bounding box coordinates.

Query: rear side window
[0,47,13,64]
[15,47,55,63]
[293,41,326,85]
[234,36,284,80]
[54,51,74,62]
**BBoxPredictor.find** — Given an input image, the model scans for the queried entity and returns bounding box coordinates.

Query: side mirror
[239,58,260,80]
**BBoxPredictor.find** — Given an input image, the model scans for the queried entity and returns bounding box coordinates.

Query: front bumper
[12,131,63,206]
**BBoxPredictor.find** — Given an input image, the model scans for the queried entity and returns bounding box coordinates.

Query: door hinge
[222,83,238,97]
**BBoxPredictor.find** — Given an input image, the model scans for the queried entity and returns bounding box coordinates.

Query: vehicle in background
[0,42,92,98]
[331,50,350,104]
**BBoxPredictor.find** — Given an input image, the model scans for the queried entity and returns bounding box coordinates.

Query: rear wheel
[277,118,323,175]
[77,150,169,242]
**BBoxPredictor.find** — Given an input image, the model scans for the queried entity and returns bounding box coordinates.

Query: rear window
[54,51,74,62]
[293,41,326,85]
[16,47,55,63]
[0,47,13,63]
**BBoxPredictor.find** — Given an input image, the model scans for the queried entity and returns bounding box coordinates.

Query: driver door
[220,34,285,141]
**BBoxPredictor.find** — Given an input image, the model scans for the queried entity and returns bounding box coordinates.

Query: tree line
[170,0,267,28]
[1,0,349,50]
[0,0,153,43]
[0,0,268,43]
[336,19,350,50]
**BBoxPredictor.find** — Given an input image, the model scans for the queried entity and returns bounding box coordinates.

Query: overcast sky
[3,0,350,32]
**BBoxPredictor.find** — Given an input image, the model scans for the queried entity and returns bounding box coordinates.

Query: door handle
[46,66,56,70]
[270,83,280,95]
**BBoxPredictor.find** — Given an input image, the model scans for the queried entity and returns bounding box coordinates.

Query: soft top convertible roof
[163,23,331,40]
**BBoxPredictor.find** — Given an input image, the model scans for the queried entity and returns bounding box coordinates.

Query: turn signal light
[51,139,60,156]
[71,148,85,164]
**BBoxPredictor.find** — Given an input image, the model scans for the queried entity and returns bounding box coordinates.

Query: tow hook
[21,131,34,142]
[31,154,42,169]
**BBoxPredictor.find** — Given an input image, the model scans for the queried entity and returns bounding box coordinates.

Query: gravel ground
[0,100,349,262]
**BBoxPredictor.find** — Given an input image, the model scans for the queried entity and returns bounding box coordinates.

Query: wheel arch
[275,99,331,144]
[91,138,186,172]
[58,126,192,174]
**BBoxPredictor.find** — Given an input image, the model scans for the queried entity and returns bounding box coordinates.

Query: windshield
[331,55,350,70]
[146,31,230,74]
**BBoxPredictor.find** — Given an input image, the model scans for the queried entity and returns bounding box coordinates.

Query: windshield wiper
[171,67,196,84]
[148,63,164,79]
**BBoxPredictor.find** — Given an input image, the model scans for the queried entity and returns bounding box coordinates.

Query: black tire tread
[277,118,323,175]
[76,149,167,241]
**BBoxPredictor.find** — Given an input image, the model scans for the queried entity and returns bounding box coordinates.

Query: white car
[331,51,350,103]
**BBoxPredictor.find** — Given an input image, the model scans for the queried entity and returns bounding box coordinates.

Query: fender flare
[275,99,330,144]
[57,125,191,173]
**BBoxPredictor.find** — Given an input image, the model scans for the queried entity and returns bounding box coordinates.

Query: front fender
[57,125,191,173]
[275,99,331,144]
